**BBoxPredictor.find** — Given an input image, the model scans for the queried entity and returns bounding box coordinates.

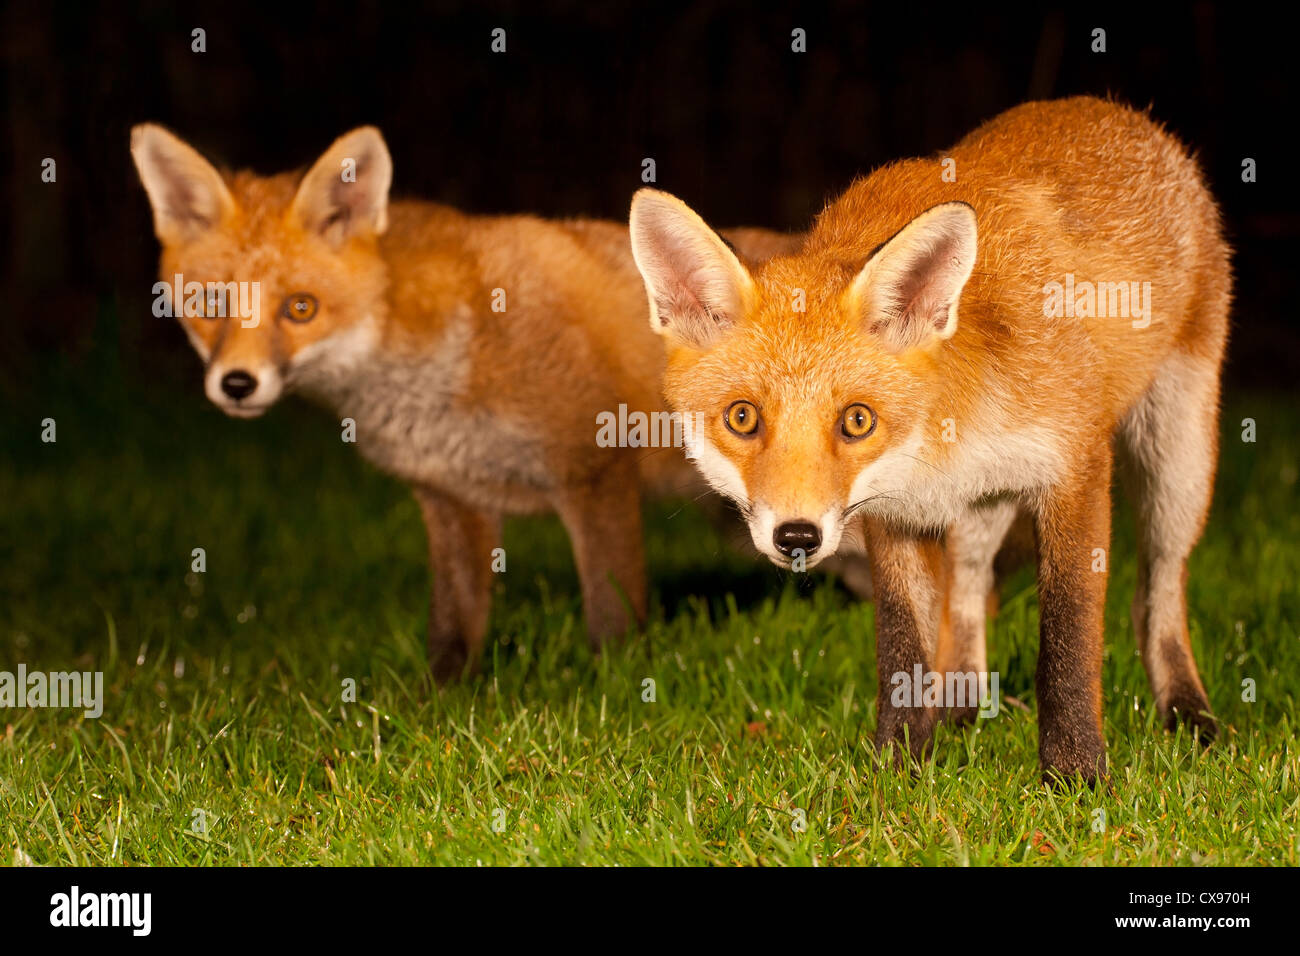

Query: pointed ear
[290,126,392,245]
[130,124,235,245]
[845,201,977,352]
[629,189,754,350]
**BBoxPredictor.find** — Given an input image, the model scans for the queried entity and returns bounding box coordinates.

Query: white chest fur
[851,417,1065,531]
[290,314,553,509]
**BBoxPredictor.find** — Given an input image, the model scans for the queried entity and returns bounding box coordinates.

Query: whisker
[842,487,916,518]
[899,453,953,482]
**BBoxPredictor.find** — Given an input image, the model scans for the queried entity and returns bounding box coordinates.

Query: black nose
[773,521,821,557]
[220,370,257,400]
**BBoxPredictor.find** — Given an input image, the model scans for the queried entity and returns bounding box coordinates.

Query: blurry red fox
[630,97,1230,781]
[131,124,802,682]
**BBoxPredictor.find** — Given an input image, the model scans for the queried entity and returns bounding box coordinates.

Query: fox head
[629,188,977,568]
[131,125,392,417]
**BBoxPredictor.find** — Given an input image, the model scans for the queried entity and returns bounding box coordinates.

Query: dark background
[3,0,1298,396]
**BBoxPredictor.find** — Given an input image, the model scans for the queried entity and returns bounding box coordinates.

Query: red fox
[130,124,802,682]
[630,97,1230,781]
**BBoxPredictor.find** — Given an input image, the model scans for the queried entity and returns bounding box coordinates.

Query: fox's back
[371,203,697,497]
[377,204,792,497]
[808,97,1230,421]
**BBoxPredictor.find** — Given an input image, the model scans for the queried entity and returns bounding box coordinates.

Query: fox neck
[847,409,1067,534]
[289,208,477,421]
[288,311,385,399]
[291,303,473,425]
[296,302,538,503]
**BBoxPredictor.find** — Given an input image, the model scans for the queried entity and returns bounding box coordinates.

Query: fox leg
[413,486,501,684]
[1118,351,1221,741]
[939,498,1019,725]
[865,517,944,763]
[555,455,648,648]
[1033,452,1112,784]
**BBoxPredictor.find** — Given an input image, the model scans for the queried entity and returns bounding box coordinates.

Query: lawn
[1,343,1297,866]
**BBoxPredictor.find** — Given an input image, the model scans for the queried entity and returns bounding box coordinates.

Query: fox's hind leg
[938,498,1019,725]
[555,455,648,648]
[414,487,501,684]
[1118,350,1222,742]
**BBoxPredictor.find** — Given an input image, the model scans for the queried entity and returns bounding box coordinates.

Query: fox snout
[220,370,257,399]
[749,505,845,569]
[203,360,283,418]
[773,520,821,557]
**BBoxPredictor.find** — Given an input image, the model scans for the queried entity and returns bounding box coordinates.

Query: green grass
[1,349,1297,866]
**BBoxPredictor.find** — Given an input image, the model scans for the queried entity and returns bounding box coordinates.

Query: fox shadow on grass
[488,502,799,639]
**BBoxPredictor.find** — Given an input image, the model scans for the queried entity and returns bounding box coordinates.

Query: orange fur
[131,124,794,680]
[631,97,1230,779]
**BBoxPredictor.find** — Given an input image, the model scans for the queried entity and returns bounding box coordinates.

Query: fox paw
[1162,687,1218,746]
[429,641,470,686]
[1039,735,1107,788]
[874,711,937,767]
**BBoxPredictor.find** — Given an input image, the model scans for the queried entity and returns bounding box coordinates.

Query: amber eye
[840,403,877,440]
[724,400,760,437]
[282,293,318,323]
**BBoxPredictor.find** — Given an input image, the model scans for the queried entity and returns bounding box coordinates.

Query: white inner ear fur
[629,189,753,349]
[847,201,977,352]
[290,126,393,245]
[130,124,235,245]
